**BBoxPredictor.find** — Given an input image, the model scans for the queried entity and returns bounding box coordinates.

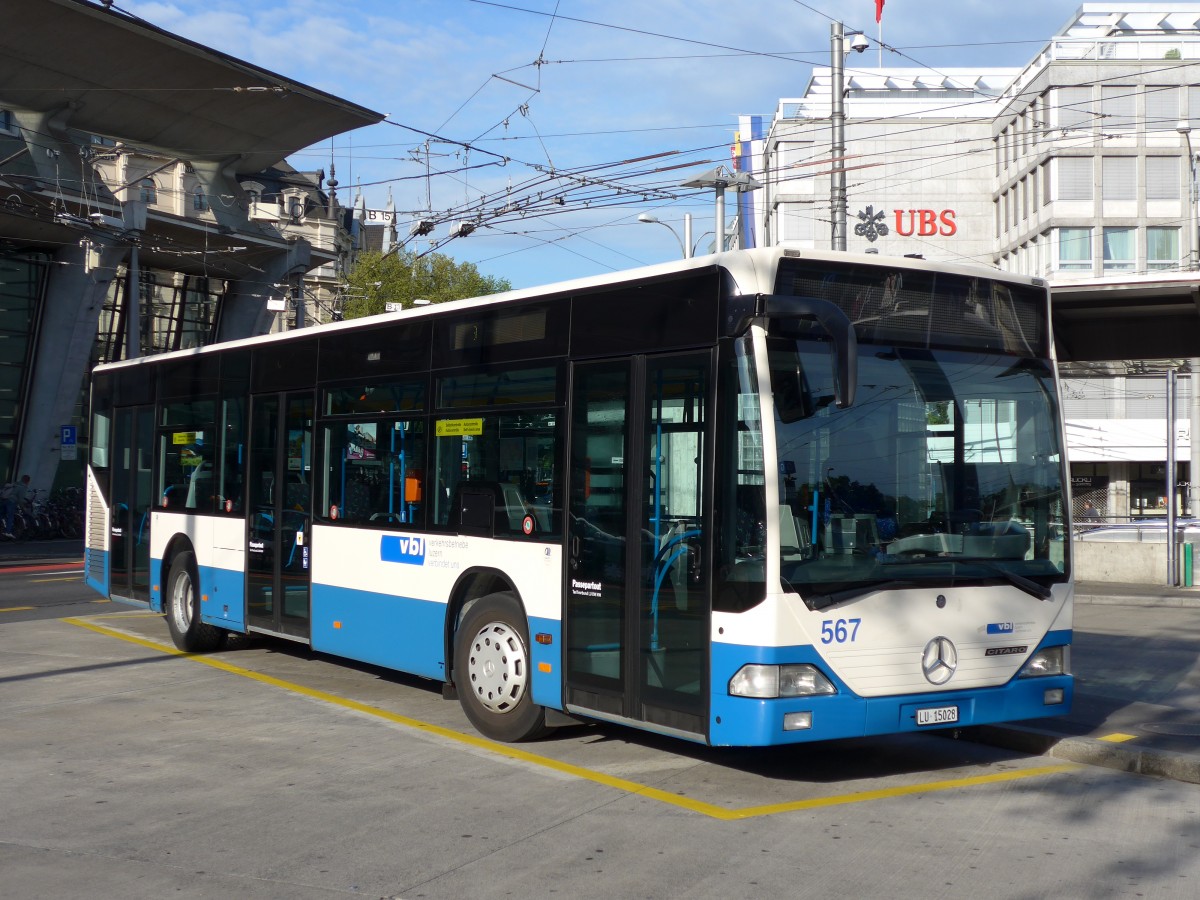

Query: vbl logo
[381,535,426,565]
[894,209,957,237]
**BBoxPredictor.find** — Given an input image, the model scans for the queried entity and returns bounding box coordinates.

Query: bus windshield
[769,339,1067,604]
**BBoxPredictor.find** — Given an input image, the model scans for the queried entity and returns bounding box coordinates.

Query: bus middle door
[246,392,314,640]
[565,354,710,740]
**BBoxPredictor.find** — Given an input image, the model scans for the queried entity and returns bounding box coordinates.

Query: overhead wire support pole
[1168,369,1178,587]
[830,21,847,251]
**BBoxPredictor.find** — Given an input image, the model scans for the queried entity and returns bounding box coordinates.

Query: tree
[341,249,511,319]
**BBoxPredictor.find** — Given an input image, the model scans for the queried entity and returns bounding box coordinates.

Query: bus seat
[451,480,528,537]
[780,509,810,560]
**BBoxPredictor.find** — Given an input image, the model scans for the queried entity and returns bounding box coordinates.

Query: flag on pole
[876,0,885,23]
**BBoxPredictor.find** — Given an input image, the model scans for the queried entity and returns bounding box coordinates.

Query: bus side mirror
[760,295,857,408]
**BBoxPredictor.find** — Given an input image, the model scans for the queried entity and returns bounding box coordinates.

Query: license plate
[916,705,958,726]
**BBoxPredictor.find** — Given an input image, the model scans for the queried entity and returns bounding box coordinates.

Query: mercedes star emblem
[922,636,958,685]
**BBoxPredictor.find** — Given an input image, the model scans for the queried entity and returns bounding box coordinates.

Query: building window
[1146,86,1179,132]
[139,179,158,204]
[1100,86,1136,133]
[1056,86,1091,132]
[1057,226,1092,271]
[1147,226,1181,270]
[193,190,209,212]
[1056,157,1093,200]
[1102,227,1136,271]
[1145,156,1180,200]
[1101,156,1135,200]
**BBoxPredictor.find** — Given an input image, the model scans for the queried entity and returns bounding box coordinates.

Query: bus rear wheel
[454,592,549,742]
[165,551,224,652]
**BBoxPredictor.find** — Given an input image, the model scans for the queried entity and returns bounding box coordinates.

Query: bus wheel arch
[449,573,548,742]
[163,543,224,653]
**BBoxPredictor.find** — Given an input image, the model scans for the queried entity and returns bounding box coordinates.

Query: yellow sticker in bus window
[172,432,197,445]
[436,418,484,437]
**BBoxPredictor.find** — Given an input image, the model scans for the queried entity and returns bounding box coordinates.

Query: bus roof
[94,245,1044,373]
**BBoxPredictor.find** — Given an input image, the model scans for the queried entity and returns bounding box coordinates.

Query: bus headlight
[1019,645,1070,678]
[729,664,837,698]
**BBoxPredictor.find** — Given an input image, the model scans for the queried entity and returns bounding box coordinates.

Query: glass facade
[0,253,48,484]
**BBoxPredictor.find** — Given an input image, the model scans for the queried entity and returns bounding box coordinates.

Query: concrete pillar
[213,241,313,341]
[16,238,125,492]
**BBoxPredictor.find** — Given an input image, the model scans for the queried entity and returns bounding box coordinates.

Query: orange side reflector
[201,594,208,602]
[538,662,552,673]
[333,621,342,630]
[535,633,553,645]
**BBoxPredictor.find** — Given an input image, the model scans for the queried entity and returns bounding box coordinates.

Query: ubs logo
[894,209,957,237]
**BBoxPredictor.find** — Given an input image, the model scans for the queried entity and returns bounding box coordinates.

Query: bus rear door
[109,404,154,603]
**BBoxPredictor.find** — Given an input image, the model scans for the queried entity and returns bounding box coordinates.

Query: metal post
[715,184,726,252]
[1192,365,1200,518]
[125,242,139,360]
[683,213,693,260]
[830,21,847,251]
[1168,369,1178,586]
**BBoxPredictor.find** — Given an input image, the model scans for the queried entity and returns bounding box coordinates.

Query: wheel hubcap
[466,622,528,713]
[171,573,193,632]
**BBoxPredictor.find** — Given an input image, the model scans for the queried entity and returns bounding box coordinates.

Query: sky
[117,0,1095,288]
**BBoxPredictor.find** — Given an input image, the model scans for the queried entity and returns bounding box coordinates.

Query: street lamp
[681,166,762,252]
[637,213,692,259]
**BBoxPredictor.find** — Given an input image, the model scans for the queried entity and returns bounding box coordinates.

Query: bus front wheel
[165,551,224,652]
[454,592,549,742]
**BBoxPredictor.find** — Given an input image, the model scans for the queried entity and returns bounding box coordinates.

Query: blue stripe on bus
[310,583,448,681]
[84,547,108,597]
[527,615,562,711]
[707,630,1073,747]
[198,564,246,630]
[309,584,565,710]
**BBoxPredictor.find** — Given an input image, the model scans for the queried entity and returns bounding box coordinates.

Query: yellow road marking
[64,616,1079,820]
[1099,732,1139,743]
[31,576,81,583]
[1,606,34,613]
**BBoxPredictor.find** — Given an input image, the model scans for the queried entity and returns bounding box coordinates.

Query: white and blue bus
[85,247,1072,746]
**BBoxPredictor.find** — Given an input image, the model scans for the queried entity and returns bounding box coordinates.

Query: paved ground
[6,537,1200,783]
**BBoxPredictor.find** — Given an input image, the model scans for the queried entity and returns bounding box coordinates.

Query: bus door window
[715,336,768,612]
[640,355,708,714]
[217,397,245,515]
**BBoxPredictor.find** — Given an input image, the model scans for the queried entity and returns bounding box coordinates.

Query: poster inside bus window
[288,429,306,470]
[347,423,377,459]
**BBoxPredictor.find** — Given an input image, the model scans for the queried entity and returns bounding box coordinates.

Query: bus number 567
[820,618,861,644]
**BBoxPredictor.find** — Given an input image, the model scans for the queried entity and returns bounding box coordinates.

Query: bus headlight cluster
[1019,645,1069,678]
[729,664,837,698]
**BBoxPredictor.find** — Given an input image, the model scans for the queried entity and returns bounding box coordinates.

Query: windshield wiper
[804,579,912,611]
[953,558,1052,601]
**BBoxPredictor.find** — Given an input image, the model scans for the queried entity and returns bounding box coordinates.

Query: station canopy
[0,0,384,174]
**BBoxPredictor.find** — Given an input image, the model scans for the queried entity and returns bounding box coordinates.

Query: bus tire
[454,592,549,742]
[165,551,224,653]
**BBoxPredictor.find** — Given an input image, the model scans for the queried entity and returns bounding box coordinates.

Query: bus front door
[566,355,710,740]
[246,392,314,640]
[110,405,154,602]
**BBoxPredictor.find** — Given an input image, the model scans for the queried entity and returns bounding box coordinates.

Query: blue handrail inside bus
[649,527,701,651]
